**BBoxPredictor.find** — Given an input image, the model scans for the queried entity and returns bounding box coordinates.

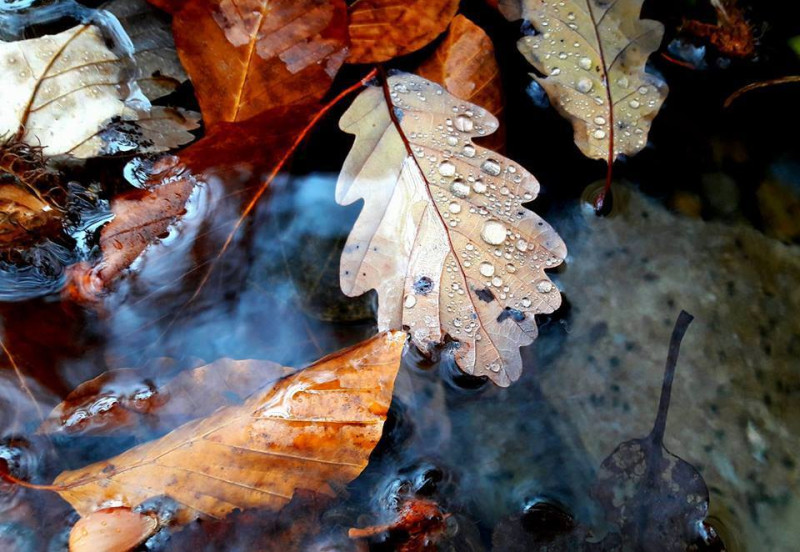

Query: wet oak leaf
[498,0,668,161]
[418,14,505,151]
[155,0,349,127]
[53,332,405,524]
[347,0,460,63]
[336,73,566,386]
[39,358,293,437]
[0,25,198,158]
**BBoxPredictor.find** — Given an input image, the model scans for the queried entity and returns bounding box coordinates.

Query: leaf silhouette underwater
[492,311,727,551]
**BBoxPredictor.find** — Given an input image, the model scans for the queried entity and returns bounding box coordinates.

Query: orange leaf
[54,332,405,524]
[159,0,349,127]
[417,15,505,151]
[347,0,460,63]
[38,358,293,437]
[69,507,159,552]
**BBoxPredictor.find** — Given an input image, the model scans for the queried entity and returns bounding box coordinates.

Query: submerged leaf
[499,0,668,161]
[0,25,198,158]
[347,0,460,63]
[54,331,405,524]
[155,0,349,126]
[591,311,716,550]
[336,73,566,386]
[65,103,318,299]
[418,14,505,151]
[104,0,189,99]
[491,311,725,551]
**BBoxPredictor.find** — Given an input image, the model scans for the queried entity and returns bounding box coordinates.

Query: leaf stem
[186,68,378,305]
[650,310,694,445]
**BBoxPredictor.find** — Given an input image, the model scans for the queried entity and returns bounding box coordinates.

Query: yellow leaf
[54,331,405,524]
[336,73,566,387]
[499,0,668,161]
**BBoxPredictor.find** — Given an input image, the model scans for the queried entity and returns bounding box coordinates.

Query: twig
[724,76,800,108]
[0,337,45,423]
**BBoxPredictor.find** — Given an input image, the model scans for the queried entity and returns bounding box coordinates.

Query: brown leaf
[69,507,159,552]
[499,0,668,162]
[0,184,60,248]
[0,25,198,158]
[347,0,460,63]
[39,358,293,437]
[156,0,349,127]
[54,331,405,524]
[349,497,450,552]
[336,73,566,386]
[65,104,318,299]
[417,15,505,151]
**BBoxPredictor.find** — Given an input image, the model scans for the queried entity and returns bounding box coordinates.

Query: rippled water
[2,0,800,551]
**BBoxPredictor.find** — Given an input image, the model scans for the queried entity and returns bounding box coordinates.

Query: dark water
[2,0,800,550]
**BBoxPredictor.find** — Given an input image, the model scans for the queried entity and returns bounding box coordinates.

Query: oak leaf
[53,331,405,524]
[347,0,460,63]
[498,0,668,161]
[153,0,349,127]
[336,73,566,386]
[418,14,505,151]
[39,357,293,437]
[0,25,198,158]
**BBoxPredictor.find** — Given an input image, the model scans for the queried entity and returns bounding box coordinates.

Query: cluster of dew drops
[519,0,662,154]
[387,76,561,369]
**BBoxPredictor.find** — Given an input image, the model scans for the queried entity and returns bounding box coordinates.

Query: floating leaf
[418,14,505,151]
[336,72,566,386]
[347,0,460,63]
[54,331,405,524]
[498,0,668,161]
[0,25,198,158]
[39,358,293,437]
[104,0,189,99]
[154,0,349,126]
